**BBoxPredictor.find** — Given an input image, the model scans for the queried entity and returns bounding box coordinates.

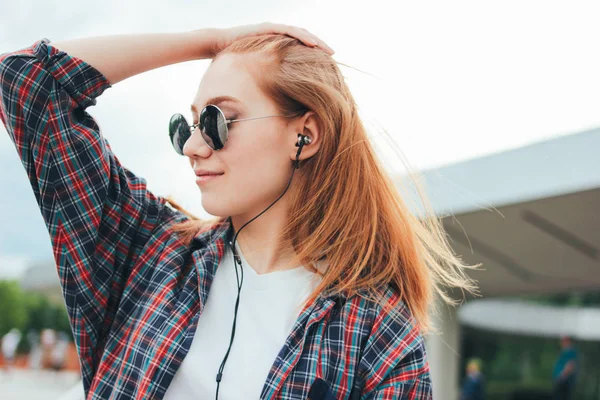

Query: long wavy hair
[167,34,477,332]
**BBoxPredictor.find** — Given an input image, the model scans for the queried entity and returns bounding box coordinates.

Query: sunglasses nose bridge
[190,124,202,141]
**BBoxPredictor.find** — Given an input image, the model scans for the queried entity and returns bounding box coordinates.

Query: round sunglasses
[169,104,295,154]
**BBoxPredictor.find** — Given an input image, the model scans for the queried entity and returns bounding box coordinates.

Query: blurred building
[401,127,600,399]
[459,299,600,340]
[19,260,63,305]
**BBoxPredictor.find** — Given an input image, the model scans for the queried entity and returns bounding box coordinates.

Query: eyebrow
[190,96,241,114]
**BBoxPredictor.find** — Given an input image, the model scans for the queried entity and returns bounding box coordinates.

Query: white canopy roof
[459,299,600,340]
[397,128,600,297]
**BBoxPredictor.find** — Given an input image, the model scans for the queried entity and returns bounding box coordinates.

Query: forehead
[192,53,265,110]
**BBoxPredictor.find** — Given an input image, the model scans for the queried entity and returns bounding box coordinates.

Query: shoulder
[361,285,426,362]
[338,285,429,393]
[339,285,423,349]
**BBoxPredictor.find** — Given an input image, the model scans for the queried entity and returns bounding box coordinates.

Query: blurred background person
[1,328,22,373]
[461,358,485,400]
[50,332,69,373]
[552,336,578,400]
[40,328,56,370]
[26,329,43,370]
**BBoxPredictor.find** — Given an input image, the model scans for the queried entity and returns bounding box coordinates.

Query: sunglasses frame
[170,104,297,154]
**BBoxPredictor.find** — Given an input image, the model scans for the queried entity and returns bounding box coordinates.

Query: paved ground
[0,369,82,400]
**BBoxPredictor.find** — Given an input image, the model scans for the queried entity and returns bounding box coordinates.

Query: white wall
[426,302,461,400]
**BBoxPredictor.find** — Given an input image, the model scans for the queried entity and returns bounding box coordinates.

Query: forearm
[50,29,218,85]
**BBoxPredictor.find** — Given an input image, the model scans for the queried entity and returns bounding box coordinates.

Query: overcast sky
[1,0,599,269]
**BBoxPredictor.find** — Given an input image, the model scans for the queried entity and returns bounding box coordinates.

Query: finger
[288,26,319,46]
[316,39,335,55]
[270,25,317,47]
[296,28,335,55]
[270,24,335,55]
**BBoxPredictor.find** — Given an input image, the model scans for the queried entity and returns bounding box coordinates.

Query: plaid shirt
[0,38,432,400]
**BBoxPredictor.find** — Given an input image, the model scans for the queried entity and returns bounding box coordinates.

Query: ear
[289,111,322,162]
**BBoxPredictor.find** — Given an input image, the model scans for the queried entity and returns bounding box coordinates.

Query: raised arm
[51,24,334,85]
[0,24,331,389]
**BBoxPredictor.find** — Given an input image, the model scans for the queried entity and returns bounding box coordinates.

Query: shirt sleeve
[0,38,168,367]
[358,291,433,400]
[366,374,432,400]
[362,345,432,399]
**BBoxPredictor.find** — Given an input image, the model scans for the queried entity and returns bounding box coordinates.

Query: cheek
[227,127,289,185]
[201,124,292,214]
[227,122,289,170]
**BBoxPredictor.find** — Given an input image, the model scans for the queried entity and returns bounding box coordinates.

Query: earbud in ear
[293,134,312,169]
[295,134,312,147]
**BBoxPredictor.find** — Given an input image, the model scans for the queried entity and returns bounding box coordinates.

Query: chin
[200,195,232,218]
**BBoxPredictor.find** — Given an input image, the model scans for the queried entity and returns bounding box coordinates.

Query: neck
[230,195,299,275]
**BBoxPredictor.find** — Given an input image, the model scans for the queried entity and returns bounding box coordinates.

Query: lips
[194,170,224,177]
[195,173,223,185]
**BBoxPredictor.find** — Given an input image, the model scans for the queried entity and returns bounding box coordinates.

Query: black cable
[214,137,306,399]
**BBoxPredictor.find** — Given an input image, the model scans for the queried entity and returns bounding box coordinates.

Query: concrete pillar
[425,301,461,400]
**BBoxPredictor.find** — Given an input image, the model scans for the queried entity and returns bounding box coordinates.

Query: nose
[183,127,213,159]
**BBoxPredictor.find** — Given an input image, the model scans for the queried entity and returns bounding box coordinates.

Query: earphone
[297,133,313,147]
[214,134,311,400]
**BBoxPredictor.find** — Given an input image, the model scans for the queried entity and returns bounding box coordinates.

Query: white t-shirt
[163,240,321,400]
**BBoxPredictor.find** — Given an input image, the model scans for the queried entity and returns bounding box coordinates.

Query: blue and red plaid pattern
[0,38,432,399]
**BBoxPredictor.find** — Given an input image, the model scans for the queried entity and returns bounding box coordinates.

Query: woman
[0,23,474,399]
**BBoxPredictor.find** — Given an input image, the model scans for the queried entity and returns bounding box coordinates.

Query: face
[466,362,480,375]
[183,53,298,218]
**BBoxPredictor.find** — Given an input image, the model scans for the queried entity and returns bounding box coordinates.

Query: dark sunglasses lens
[200,105,227,150]
[169,113,190,155]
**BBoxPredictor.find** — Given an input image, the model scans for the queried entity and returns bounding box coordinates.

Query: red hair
[168,35,477,332]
